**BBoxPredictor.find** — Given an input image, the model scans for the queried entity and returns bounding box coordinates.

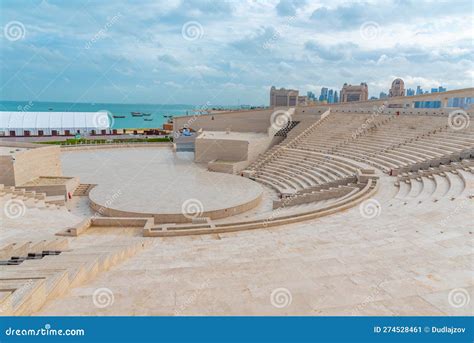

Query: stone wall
[207,160,249,174]
[0,156,15,185]
[195,139,249,163]
[195,133,281,169]
[173,109,275,134]
[12,146,61,186]
[0,144,61,186]
[89,192,263,224]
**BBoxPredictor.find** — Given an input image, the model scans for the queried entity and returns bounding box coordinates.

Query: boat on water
[144,118,153,121]
[142,112,152,116]
[113,115,126,118]
[131,111,143,117]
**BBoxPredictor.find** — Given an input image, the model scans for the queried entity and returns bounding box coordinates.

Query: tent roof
[0,111,112,130]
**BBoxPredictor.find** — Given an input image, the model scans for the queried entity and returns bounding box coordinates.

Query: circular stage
[61,147,263,223]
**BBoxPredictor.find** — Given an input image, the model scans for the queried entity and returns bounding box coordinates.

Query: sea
[0,101,205,129]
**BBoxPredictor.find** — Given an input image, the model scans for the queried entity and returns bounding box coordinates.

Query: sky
[0,0,473,106]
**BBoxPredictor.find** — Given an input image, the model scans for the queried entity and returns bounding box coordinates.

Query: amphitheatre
[0,88,473,316]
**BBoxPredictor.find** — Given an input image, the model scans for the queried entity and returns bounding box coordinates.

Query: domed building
[389,78,405,97]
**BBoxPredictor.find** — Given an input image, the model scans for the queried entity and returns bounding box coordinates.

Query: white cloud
[0,0,472,104]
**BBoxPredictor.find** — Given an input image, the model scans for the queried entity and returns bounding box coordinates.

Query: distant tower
[389,78,405,97]
[319,87,328,102]
[328,89,334,103]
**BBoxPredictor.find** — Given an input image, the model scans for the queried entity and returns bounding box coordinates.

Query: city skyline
[1,0,473,105]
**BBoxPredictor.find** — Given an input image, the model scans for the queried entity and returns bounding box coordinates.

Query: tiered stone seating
[394,160,473,201]
[0,238,151,315]
[240,110,472,225]
[332,116,442,168]
[247,115,324,171]
[273,181,363,209]
[253,149,359,194]
[0,238,68,264]
[284,112,473,175]
[386,128,474,172]
[0,184,64,210]
[73,184,96,196]
[240,113,381,218]
[295,112,392,152]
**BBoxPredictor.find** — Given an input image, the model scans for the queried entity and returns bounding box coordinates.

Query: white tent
[0,111,113,136]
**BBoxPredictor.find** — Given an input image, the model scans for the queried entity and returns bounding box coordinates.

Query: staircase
[0,184,66,210]
[0,238,152,315]
[73,184,96,196]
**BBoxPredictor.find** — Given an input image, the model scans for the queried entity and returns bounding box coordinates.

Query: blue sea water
[0,101,197,129]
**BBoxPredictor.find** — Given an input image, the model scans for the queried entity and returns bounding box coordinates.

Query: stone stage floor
[61,147,262,217]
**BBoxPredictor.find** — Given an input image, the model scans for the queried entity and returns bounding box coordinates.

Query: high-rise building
[307,91,316,101]
[389,78,405,97]
[379,91,388,99]
[340,83,368,103]
[406,88,415,96]
[438,86,446,92]
[270,86,299,107]
[328,89,334,103]
[319,87,328,102]
[416,86,423,95]
[316,87,340,103]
